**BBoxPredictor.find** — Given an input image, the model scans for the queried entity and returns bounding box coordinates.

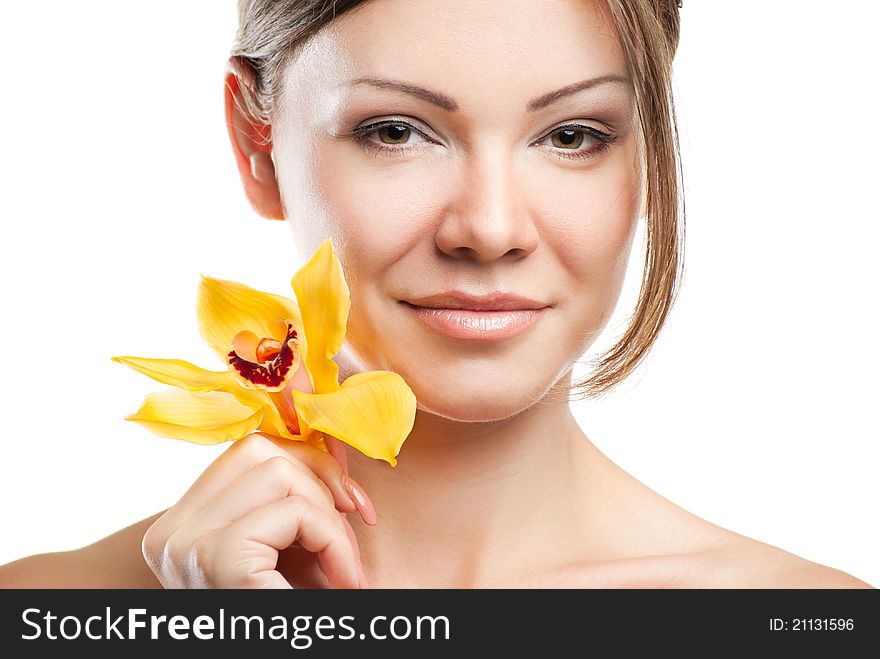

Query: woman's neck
[343,392,600,588]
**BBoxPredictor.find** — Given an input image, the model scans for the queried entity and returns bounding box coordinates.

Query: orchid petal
[113,354,301,441]
[222,386,301,441]
[112,356,233,391]
[290,238,350,393]
[197,275,307,364]
[291,370,416,466]
[125,389,265,445]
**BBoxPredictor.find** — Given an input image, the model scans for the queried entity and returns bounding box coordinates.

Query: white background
[1,2,877,586]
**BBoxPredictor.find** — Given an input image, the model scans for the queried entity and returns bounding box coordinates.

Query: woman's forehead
[279,0,628,118]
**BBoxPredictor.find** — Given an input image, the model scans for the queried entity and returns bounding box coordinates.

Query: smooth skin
[0,0,873,589]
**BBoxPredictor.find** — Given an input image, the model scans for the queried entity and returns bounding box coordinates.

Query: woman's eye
[352,120,616,161]
[550,128,591,149]
[536,125,616,161]
[352,120,429,154]
[375,123,421,145]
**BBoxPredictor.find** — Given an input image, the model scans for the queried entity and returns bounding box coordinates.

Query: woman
[0,0,872,588]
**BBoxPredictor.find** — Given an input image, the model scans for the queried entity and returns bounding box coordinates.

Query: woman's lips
[402,302,547,342]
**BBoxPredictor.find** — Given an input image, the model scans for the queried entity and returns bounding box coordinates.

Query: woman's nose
[434,150,540,263]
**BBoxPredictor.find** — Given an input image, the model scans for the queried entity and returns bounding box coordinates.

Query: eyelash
[350,120,618,161]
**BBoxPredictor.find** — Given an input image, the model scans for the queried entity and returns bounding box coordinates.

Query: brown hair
[230,0,685,402]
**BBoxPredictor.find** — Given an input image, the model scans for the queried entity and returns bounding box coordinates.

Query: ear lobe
[224,67,285,220]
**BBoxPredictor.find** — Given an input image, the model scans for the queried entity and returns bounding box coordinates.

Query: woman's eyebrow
[343,74,631,112]
[345,77,459,111]
[526,74,631,111]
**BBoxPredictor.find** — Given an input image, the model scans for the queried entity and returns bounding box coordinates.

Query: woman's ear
[224,63,284,220]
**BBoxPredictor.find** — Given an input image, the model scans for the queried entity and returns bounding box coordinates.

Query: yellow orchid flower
[113,238,416,466]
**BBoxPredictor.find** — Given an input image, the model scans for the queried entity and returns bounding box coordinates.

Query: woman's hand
[141,432,375,589]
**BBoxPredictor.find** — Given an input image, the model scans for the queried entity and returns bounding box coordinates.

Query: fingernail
[342,474,377,525]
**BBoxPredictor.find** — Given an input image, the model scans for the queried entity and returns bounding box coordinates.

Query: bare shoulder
[0,511,167,588]
[691,537,875,589]
[570,453,876,589]
[526,538,874,589]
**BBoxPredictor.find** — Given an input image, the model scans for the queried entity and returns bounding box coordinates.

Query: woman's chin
[413,385,543,423]
[335,337,564,422]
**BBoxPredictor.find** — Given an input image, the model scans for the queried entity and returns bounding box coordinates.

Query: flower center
[255,338,282,363]
[227,320,300,392]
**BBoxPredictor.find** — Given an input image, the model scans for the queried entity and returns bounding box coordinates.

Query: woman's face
[269,0,643,422]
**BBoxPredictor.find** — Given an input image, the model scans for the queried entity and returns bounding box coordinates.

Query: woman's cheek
[308,152,448,362]
[536,165,641,354]
[315,152,451,262]
[537,194,637,283]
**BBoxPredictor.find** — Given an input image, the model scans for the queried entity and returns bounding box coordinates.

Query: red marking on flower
[228,323,299,390]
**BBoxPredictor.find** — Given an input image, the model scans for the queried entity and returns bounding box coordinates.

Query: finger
[268,434,368,520]
[188,455,342,537]
[218,494,360,589]
[356,561,369,589]
[171,433,358,523]
[342,515,369,589]
[262,434,377,526]
[324,433,349,474]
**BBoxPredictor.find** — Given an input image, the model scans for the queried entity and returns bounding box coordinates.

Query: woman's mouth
[400,302,548,342]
